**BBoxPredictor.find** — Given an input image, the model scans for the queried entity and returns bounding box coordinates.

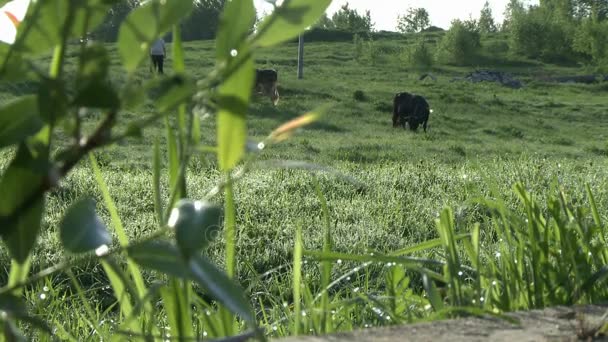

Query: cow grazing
[392,92,431,132]
[254,69,280,105]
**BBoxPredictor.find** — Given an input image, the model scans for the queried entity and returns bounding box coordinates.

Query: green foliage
[436,19,481,65]
[1,1,608,339]
[478,1,498,34]
[0,0,331,339]
[330,2,374,33]
[118,0,193,73]
[573,18,608,71]
[59,197,111,254]
[396,7,430,33]
[402,39,435,69]
[508,5,577,63]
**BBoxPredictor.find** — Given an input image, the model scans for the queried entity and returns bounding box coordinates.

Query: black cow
[392,92,430,132]
[254,69,280,105]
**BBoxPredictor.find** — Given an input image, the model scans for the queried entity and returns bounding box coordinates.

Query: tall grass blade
[293,222,303,336]
[312,177,332,334]
[152,138,163,225]
[160,279,194,340]
[90,154,152,331]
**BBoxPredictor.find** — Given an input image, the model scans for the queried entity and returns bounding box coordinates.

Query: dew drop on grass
[230,49,238,57]
[480,297,485,302]
[492,280,497,286]
[282,302,288,308]
[301,310,307,317]
[168,208,179,228]
[203,331,208,337]
[272,326,277,331]
[495,252,501,258]
[39,293,46,300]
[458,271,463,276]
[43,286,49,292]
[95,244,109,257]
[337,259,342,264]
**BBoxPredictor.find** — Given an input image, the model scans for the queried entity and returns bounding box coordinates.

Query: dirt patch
[277,305,608,342]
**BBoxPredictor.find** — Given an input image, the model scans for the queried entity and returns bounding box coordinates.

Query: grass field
[1,33,608,339]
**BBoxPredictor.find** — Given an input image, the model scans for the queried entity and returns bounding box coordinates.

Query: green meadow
[1,32,608,339]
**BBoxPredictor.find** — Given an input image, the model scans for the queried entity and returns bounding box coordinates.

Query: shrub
[508,6,576,63]
[435,19,481,65]
[573,19,608,72]
[402,39,434,69]
[353,90,366,101]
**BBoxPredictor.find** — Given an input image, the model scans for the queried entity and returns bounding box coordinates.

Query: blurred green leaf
[169,199,222,258]
[15,0,112,56]
[252,0,332,47]
[217,56,254,171]
[77,44,110,85]
[59,197,111,254]
[118,0,193,72]
[0,143,47,262]
[121,83,146,110]
[216,0,255,62]
[73,81,120,109]
[0,46,33,82]
[149,75,196,113]
[0,293,26,315]
[128,240,190,278]
[423,273,444,311]
[129,240,255,324]
[37,78,68,124]
[0,95,42,149]
[188,255,255,325]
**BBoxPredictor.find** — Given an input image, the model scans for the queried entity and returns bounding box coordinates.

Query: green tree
[573,18,608,70]
[314,12,335,29]
[396,7,430,33]
[331,2,374,32]
[502,0,526,32]
[92,0,140,41]
[478,1,498,33]
[180,0,227,41]
[436,19,481,65]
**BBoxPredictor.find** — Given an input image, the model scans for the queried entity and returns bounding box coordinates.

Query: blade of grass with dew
[312,176,332,334]
[152,138,163,225]
[160,279,194,340]
[90,154,153,332]
[293,221,303,336]
[220,171,237,336]
[66,269,101,337]
[165,117,180,204]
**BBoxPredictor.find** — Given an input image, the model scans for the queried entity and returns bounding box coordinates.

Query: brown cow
[254,69,280,105]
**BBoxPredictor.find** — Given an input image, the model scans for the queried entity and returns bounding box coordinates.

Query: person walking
[150,37,166,74]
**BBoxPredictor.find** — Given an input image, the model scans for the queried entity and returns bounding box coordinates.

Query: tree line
[90,0,607,70]
[91,0,227,42]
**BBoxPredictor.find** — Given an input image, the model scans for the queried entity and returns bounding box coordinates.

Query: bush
[402,39,434,69]
[508,6,576,63]
[573,19,608,72]
[435,19,481,65]
[353,90,366,101]
[484,40,509,55]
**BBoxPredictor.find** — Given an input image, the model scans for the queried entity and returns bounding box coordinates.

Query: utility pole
[297,34,304,79]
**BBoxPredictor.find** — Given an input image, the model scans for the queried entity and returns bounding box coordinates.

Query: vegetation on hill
[0,0,607,340]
